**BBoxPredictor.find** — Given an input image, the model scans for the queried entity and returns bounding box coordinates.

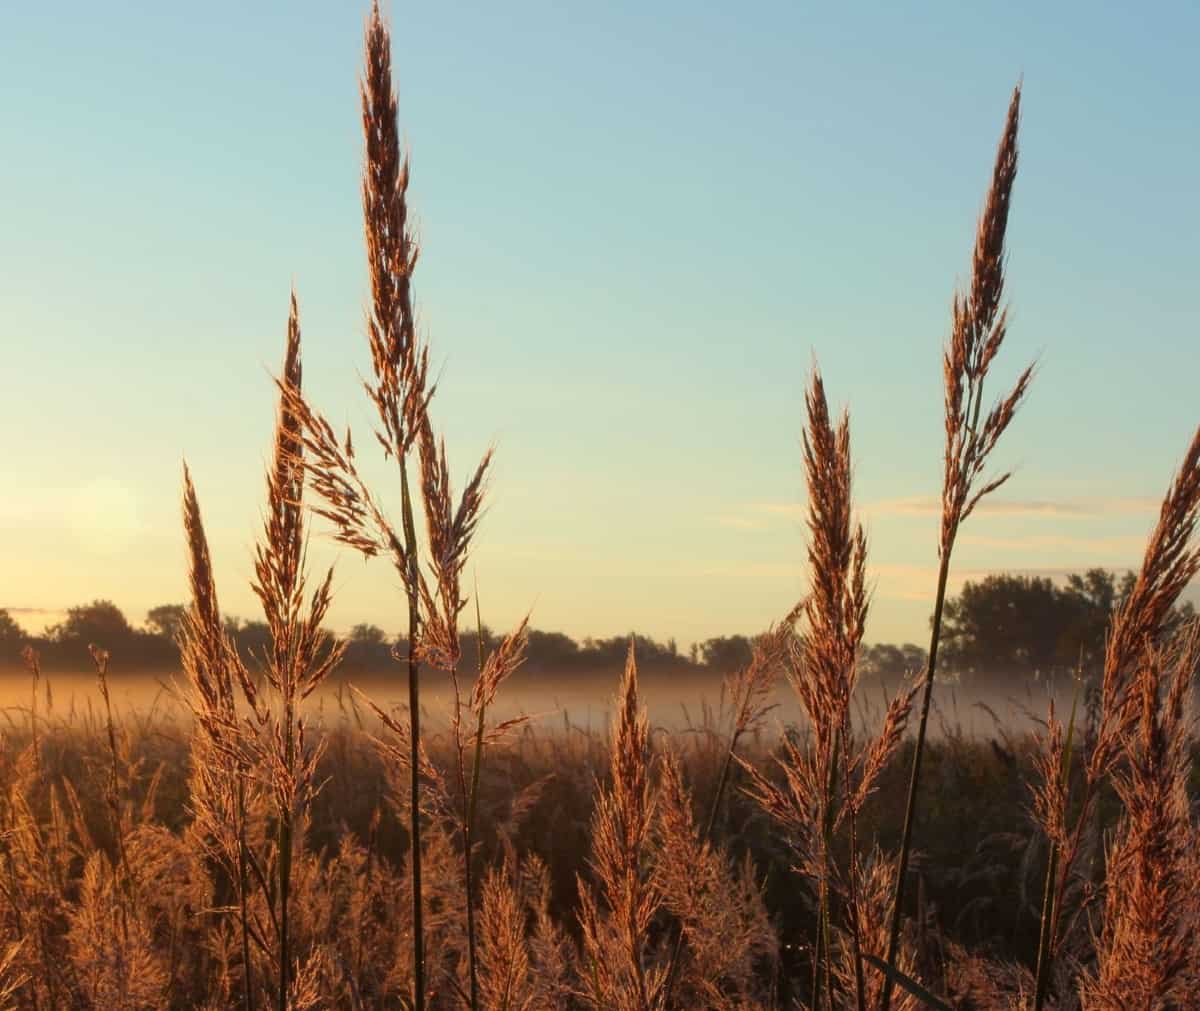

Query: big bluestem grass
[1030,426,1200,1010]
[742,367,917,1010]
[880,83,1033,1011]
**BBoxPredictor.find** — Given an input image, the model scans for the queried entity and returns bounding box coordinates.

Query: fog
[0,665,1076,743]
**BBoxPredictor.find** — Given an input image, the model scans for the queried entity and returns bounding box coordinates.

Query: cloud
[712,503,800,529]
[863,496,1158,518]
[956,532,1146,555]
[0,606,67,635]
[695,561,799,580]
[713,515,770,531]
[715,496,1159,530]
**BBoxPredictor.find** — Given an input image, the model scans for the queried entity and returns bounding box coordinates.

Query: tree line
[1,568,1193,688]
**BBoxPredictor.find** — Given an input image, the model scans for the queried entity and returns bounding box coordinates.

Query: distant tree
[459,625,497,668]
[579,634,679,668]
[634,634,679,665]
[0,610,25,664]
[525,630,580,669]
[348,623,388,645]
[343,623,394,671]
[146,603,187,641]
[861,643,904,680]
[225,618,271,664]
[1060,568,1194,671]
[578,636,628,667]
[938,568,1196,692]
[698,634,754,672]
[900,642,928,674]
[860,642,927,689]
[49,600,134,647]
[0,609,23,644]
[940,574,1079,689]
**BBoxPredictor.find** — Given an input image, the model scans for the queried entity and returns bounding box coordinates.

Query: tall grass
[880,82,1033,1011]
[1,3,1197,1009]
[741,368,917,1011]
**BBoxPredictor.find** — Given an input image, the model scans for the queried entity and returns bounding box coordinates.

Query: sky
[2,1,1198,650]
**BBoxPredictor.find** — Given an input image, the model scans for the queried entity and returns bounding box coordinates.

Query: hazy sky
[2,1,1197,650]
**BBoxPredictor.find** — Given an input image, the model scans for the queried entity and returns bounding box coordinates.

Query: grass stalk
[276,713,294,1011]
[182,465,257,1009]
[880,552,952,1002]
[26,649,40,782]
[462,592,488,1011]
[89,646,133,943]
[237,778,255,1011]
[399,454,426,1011]
[811,729,841,1011]
[658,726,742,1008]
[1031,680,1080,1010]
[880,83,1028,1011]
[658,612,796,1007]
[842,732,867,1011]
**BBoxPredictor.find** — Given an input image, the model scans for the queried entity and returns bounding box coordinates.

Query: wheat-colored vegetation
[2,4,1198,1008]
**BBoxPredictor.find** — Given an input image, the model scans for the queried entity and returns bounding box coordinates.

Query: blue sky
[2,1,1197,648]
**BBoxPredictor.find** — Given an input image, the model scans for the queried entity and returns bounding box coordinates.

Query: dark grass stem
[1032,675,1080,1009]
[843,731,867,1011]
[89,647,134,944]
[880,550,953,1011]
[881,85,1027,1010]
[399,456,426,1011]
[238,778,256,1011]
[277,696,295,1011]
[462,590,488,1011]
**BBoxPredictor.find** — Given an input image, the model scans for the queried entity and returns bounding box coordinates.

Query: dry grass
[0,678,1195,1008]
[3,3,1198,1010]
[877,81,1036,1011]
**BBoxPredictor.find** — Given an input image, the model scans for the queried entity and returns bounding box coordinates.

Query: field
[3,3,1199,1010]
[0,667,1167,1010]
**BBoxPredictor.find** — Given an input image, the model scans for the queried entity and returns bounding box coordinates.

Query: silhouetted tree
[0,609,23,643]
[578,634,679,668]
[525,630,580,669]
[224,617,271,665]
[940,575,1080,688]
[348,623,387,645]
[146,603,187,641]
[49,600,134,646]
[0,610,25,664]
[939,568,1196,692]
[698,634,753,672]
[860,642,927,690]
[343,623,394,671]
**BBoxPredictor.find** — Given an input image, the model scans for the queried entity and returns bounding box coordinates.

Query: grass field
[0,670,1162,1009]
[3,3,1198,1009]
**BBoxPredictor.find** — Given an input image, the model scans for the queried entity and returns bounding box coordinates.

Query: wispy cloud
[956,532,1146,555]
[0,606,67,635]
[711,503,800,530]
[713,514,771,531]
[714,496,1158,530]
[695,561,799,580]
[863,496,1158,518]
